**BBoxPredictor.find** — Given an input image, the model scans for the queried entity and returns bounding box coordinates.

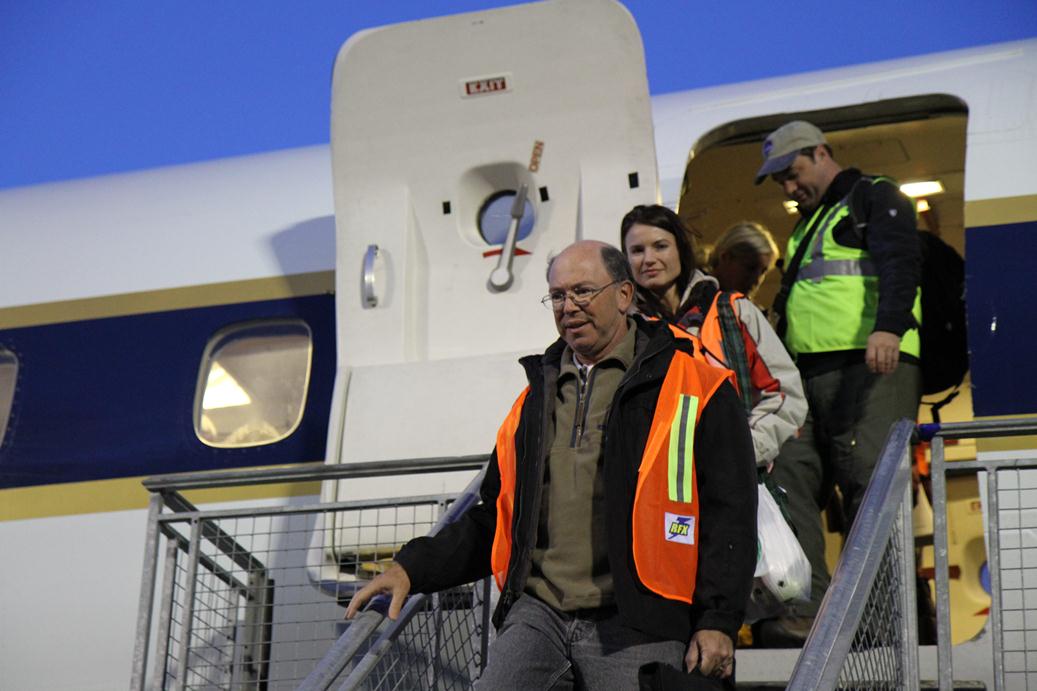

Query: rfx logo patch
[665,512,695,545]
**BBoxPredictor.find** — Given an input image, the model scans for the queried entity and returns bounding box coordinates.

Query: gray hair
[600,244,633,283]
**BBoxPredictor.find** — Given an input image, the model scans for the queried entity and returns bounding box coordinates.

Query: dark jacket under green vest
[783,169,922,368]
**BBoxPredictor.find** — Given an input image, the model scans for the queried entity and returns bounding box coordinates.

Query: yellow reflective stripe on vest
[797,257,877,281]
[667,394,699,503]
[807,204,849,266]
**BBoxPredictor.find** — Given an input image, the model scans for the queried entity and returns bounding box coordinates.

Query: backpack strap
[846,175,876,242]
[713,292,754,413]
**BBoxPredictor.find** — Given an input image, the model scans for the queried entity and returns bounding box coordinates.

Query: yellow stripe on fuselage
[0,473,322,521]
[965,194,1037,228]
[972,412,1037,457]
[0,270,334,330]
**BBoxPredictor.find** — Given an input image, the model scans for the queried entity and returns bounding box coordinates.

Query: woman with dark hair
[620,204,806,470]
[618,204,699,326]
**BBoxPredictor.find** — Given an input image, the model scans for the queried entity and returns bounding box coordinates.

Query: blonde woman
[707,221,780,298]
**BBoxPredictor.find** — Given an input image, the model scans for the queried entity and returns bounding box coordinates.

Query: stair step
[736,680,986,690]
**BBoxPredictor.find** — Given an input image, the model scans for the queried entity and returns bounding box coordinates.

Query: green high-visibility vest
[784,177,921,358]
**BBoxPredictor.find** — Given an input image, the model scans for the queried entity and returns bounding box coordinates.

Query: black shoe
[752,615,814,648]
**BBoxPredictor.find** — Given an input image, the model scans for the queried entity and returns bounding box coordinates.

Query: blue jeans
[474,595,686,690]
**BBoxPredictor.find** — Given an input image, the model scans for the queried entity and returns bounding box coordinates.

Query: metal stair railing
[133,418,1037,689]
[131,455,487,691]
[921,417,1037,691]
[788,418,919,690]
[297,469,493,691]
[790,415,1037,690]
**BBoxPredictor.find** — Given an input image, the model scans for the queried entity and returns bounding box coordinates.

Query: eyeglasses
[541,281,620,310]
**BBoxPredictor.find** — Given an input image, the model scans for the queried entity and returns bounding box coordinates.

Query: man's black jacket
[395,317,757,643]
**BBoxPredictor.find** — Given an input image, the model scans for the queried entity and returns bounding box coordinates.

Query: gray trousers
[474,595,688,690]
[770,361,921,614]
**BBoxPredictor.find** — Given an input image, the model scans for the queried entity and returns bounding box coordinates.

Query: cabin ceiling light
[782,200,799,215]
[900,180,944,198]
[203,363,253,410]
[916,199,931,213]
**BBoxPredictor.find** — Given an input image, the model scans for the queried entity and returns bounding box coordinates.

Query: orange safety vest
[489,346,729,604]
[696,291,747,397]
[650,307,743,394]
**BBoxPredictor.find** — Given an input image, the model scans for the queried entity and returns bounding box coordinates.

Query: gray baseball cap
[754,120,827,184]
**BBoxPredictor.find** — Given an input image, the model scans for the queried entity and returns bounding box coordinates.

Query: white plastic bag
[754,482,811,604]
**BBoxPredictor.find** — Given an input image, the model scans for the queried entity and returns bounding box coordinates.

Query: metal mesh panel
[836,518,908,690]
[152,499,449,690]
[994,468,1037,691]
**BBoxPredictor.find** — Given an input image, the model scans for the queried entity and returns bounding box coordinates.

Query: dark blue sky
[3,1,1035,190]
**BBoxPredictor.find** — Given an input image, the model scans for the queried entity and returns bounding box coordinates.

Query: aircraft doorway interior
[677,95,972,423]
[677,98,996,644]
[677,95,968,313]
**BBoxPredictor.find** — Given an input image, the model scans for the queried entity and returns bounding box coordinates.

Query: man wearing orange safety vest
[347,241,757,689]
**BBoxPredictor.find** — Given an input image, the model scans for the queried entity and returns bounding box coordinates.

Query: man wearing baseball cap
[753,120,923,646]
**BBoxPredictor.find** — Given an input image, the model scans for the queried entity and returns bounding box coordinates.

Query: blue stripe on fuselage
[0,294,335,488]
[966,220,1037,418]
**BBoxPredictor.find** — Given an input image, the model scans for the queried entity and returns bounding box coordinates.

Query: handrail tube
[984,470,1006,691]
[898,481,921,687]
[142,454,488,492]
[155,492,457,524]
[336,636,396,691]
[937,458,1037,474]
[130,494,164,691]
[302,469,488,690]
[931,436,954,690]
[152,541,179,689]
[788,418,915,689]
[297,610,386,691]
[917,417,1037,442]
[335,591,440,690]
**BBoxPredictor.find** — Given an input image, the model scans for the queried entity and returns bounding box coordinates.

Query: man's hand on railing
[344,562,412,621]
[685,629,735,679]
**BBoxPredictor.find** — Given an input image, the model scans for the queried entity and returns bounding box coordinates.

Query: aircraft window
[477,190,535,245]
[0,349,16,447]
[194,321,312,448]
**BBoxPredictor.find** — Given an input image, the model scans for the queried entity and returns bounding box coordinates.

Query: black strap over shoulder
[771,177,876,339]
[771,219,819,339]
[845,175,876,242]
